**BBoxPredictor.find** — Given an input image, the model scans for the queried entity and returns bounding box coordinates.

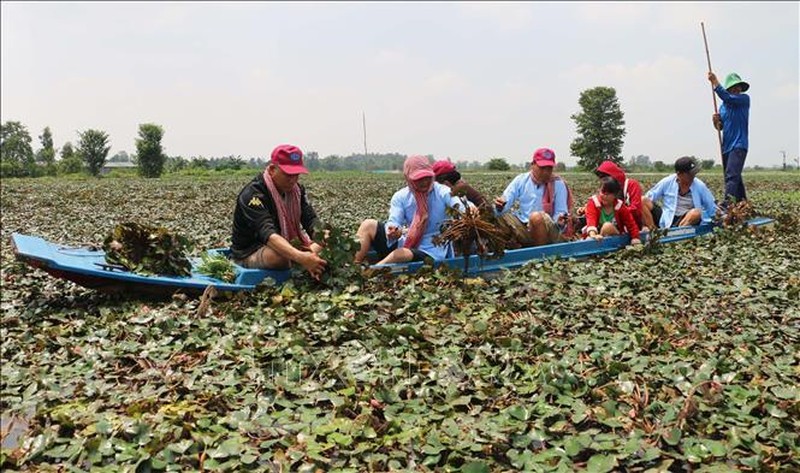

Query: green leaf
[462,461,491,473]
[586,453,618,473]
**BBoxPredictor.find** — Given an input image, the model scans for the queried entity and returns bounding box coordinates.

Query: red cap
[432,160,456,176]
[271,144,308,175]
[532,147,556,167]
[403,155,435,181]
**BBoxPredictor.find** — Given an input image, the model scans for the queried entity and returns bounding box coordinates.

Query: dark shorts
[651,203,664,228]
[374,221,428,262]
[652,203,685,228]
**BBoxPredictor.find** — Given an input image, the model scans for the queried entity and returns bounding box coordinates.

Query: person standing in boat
[493,148,575,247]
[582,176,641,245]
[354,155,473,265]
[641,157,717,229]
[432,159,487,208]
[230,144,327,280]
[708,71,750,207]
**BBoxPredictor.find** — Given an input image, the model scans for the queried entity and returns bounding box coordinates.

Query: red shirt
[584,195,640,240]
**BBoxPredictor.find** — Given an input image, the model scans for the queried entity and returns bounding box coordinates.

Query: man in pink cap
[355,155,473,265]
[230,144,327,280]
[432,159,487,208]
[493,148,574,247]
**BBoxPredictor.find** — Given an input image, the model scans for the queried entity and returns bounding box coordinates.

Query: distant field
[1,172,799,471]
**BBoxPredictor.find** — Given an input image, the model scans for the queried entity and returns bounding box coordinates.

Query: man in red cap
[432,159,487,208]
[230,144,327,280]
[493,148,574,247]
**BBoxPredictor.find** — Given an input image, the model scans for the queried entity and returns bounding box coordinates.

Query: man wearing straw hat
[708,71,751,206]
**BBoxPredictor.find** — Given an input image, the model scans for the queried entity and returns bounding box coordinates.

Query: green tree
[77,129,111,176]
[570,86,626,170]
[135,123,166,177]
[109,150,131,163]
[486,158,510,171]
[58,141,84,174]
[36,126,57,176]
[700,158,715,170]
[1,121,35,177]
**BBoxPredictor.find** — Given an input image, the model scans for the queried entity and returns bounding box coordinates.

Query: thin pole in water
[701,22,724,163]
[362,111,369,171]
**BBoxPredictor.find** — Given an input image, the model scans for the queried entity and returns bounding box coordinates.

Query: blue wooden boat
[10,217,774,295]
[10,233,291,296]
[370,216,775,276]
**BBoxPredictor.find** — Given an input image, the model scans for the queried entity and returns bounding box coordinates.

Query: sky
[2,2,798,167]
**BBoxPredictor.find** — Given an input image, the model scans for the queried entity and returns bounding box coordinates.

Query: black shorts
[652,203,685,228]
[373,221,428,262]
[651,203,664,228]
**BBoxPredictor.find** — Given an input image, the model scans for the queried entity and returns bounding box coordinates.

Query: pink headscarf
[262,166,312,248]
[402,155,435,249]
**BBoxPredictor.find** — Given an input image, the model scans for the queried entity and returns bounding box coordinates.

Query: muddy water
[1,408,33,450]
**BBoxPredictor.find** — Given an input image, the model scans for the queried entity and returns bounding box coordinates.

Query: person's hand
[386,225,402,241]
[589,232,603,241]
[576,205,586,217]
[494,196,506,212]
[466,206,480,217]
[630,238,641,246]
[297,251,327,281]
[712,113,722,131]
[708,71,719,87]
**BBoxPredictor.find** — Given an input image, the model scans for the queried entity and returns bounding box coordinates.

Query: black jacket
[230,175,319,260]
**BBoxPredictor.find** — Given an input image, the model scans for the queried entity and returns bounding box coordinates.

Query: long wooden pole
[701,22,724,162]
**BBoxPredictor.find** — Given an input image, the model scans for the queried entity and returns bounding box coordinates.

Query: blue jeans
[722,148,747,203]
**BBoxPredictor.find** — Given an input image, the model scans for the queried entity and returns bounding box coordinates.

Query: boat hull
[11,217,774,294]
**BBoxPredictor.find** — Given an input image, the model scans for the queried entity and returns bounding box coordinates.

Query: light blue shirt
[495,172,568,223]
[386,182,469,260]
[645,174,717,227]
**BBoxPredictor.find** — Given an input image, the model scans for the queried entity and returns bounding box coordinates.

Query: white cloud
[773,81,800,101]
[457,3,537,32]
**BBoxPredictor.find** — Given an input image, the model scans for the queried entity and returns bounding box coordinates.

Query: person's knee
[687,208,702,222]
[600,222,618,235]
[642,197,652,210]
[528,211,545,228]
[357,219,378,237]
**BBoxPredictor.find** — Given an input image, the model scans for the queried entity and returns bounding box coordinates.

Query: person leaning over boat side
[493,147,575,248]
[230,144,327,280]
[641,157,717,229]
[354,155,474,265]
[708,71,751,207]
[583,176,641,245]
[432,159,487,208]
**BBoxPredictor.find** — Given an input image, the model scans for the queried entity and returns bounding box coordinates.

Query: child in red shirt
[584,176,641,244]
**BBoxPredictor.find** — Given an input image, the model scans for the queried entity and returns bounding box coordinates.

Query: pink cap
[403,155,435,181]
[432,160,456,176]
[532,148,556,167]
[271,144,308,175]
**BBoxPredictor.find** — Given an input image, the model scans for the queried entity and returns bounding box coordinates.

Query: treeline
[0,121,166,178]
[0,120,514,178]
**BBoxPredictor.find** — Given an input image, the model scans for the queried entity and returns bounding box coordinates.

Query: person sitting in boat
[583,176,641,245]
[595,158,645,230]
[432,159,487,208]
[354,155,474,265]
[641,156,717,229]
[230,144,327,280]
[493,147,575,247]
